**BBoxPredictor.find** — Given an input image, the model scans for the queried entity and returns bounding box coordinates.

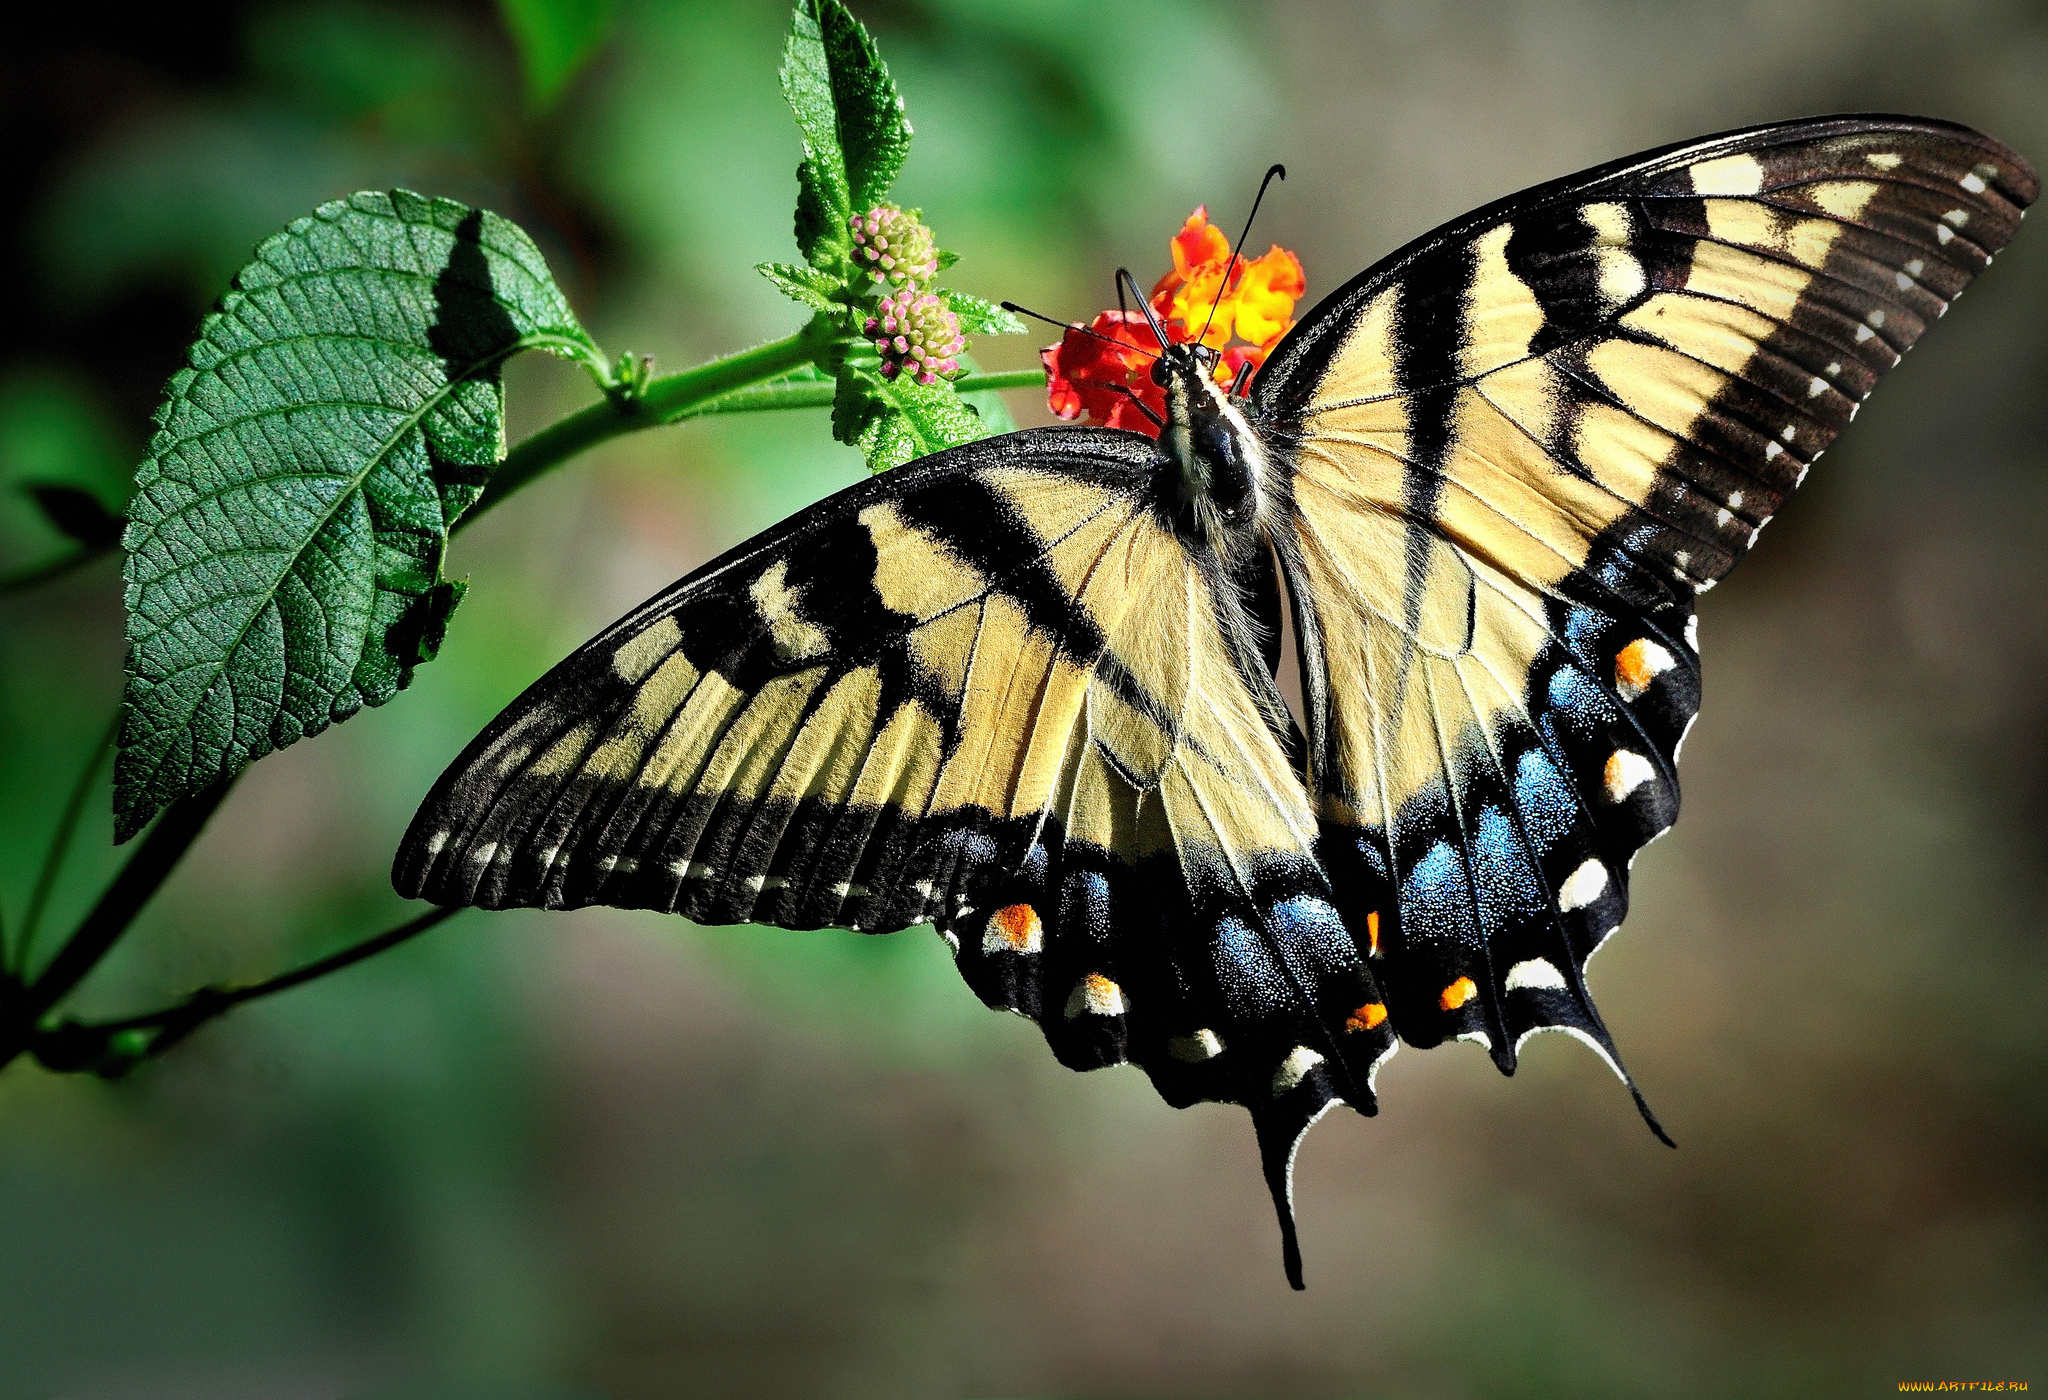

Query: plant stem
[0,777,235,1069]
[462,323,1046,526]
[465,324,832,525]
[685,367,1045,418]
[38,904,463,1071]
[12,713,120,978]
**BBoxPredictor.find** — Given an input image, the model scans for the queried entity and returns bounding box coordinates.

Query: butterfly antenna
[1001,301,1161,361]
[1198,163,1288,348]
[1116,268,1174,353]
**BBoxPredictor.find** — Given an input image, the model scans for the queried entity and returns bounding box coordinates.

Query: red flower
[1040,309,1169,432]
[1042,208,1306,437]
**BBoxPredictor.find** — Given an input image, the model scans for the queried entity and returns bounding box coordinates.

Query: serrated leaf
[811,0,911,212]
[831,369,886,447]
[941,290,1026,337]
[934,249,959,271]
[854,368,989,472]
[498,0,616,111]
[25,482,123,549]
[780,0,912,268]
[757,261,841,313]
[115,190,601,840]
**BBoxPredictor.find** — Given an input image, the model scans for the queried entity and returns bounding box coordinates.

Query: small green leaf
[854,367,989,472]
[934,249,959,271]
[811,0,911,212]
[757,261,841,313]
[782,7,851,266]
[831,369,886,448]
[498,0,617,111]
[780,0,912,268]
[116,190,601,840]
[24,482,123,550]
[942,291,1026,337]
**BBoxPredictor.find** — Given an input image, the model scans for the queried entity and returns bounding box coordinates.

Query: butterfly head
[1153,340,1277,556]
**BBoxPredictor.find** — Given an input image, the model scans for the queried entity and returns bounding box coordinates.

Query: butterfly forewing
[396,429,1397,1276]
[1257,115,2035,1083]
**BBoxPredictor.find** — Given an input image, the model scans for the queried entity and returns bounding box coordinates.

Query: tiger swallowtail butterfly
[394,115,2035,1288]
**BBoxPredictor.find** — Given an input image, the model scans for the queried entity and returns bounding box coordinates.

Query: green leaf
[853,366,989,472]
[941,291,1026,337]
[115,190,601,841]
[498,0,617,111]
[757,261,841,313]
[780,0,912,268]
[831,369,886,448]
[812,0,911,212]
[934,249,959,271]
[24,482,123,550]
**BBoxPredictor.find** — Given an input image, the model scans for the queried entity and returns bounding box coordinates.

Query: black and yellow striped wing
[1255,116,2034,1093]
[394,430,1397,1279]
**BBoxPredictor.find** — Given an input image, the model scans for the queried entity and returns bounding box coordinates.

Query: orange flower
[1043,207,1305,437]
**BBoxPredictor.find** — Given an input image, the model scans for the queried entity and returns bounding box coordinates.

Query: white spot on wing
[1942,209,1970,227]
[1558,859,1609,912]
[1864,152,1902,170]
[1684,614,1699,652]
[1807,376,1828,397]
[469,841,498,866]
[1170,1028,1225,1062]
[1506,958,1569,992]
[1765,440,1784,460]
[1936,225,1954,245]
[425,830,449,858]
[1855,324,1875,342]
[1603,750,1656,803]
[1271,1045,1325,1095]
[1960,172,1988,193]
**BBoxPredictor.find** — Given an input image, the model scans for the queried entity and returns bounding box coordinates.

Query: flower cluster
[1041,207,1306,436]
[865,291,965,384]
[847,204,964,383]
[849,204,939,289]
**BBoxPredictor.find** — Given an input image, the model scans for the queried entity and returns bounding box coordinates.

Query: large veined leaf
[116,190,601,840]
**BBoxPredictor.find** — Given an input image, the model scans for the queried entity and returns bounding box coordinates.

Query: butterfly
[393,115,2035,1288]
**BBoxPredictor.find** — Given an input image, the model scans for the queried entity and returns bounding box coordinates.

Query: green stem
[12,713,120,977]
[32,904,463,1073]
[686,367,1046,418]
[0,777,236,1069]
[464,324,833,525]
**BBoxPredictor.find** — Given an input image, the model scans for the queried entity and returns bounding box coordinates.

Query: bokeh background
[2,1,2044,1396]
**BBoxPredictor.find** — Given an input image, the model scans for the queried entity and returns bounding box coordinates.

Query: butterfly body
[395,116,2035,1289]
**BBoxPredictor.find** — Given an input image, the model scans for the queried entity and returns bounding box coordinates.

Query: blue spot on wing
[1214,915,1290,1016]
[1514,747,1577,852]
[1271,895,1358,976]
[1401,839,1478,949]
[1471,805,1545,928]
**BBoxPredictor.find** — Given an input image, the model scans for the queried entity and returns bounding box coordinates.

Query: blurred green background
[1,1,2043,1396]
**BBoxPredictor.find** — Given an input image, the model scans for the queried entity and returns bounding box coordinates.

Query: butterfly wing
[394,427,1394,1284]
[1253,116,2035,1091]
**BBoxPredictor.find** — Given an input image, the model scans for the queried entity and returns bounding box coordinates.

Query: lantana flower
[1041,207,1306,436]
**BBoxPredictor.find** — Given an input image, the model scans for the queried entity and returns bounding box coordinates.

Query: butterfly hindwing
[395,428,1398,1278]
[1257,115,2035,1087]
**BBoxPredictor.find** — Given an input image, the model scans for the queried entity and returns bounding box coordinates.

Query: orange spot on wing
[1366,909,1380,956]
[1345,1002,1388,1033]
[1440,976,1478,1011]
[991,903,1042,952]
